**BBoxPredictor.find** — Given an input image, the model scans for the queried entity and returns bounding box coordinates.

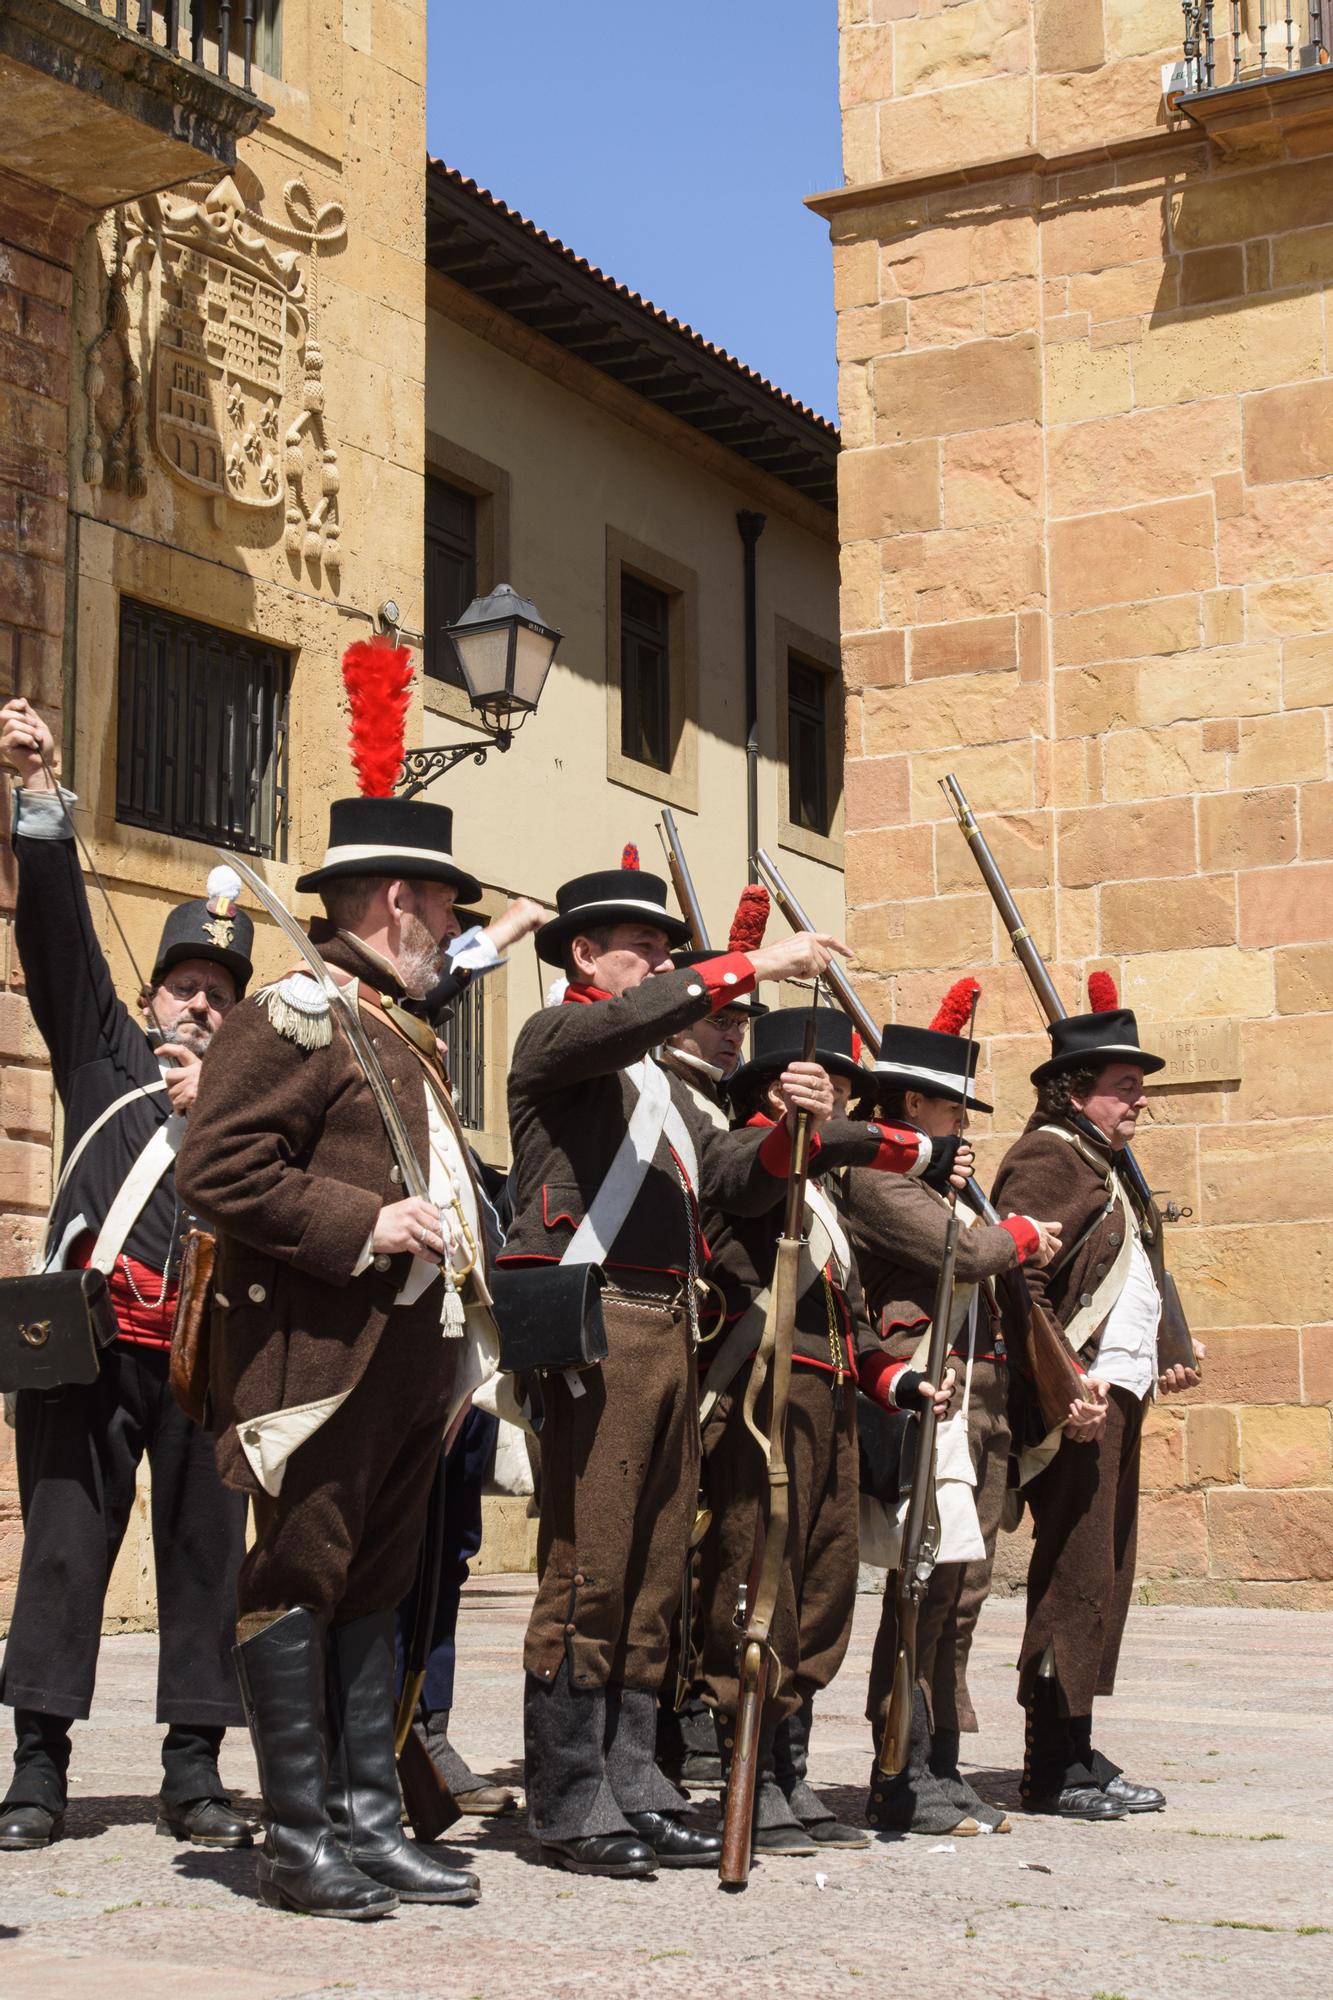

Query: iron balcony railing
[1181,3,1333,96]
[83,0,267,94]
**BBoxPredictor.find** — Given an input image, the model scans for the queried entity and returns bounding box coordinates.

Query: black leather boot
[0,1710,71,1850]
[1022,1682,1125,1821]
[326,1613,480,1905]
[234,1609,398,1919]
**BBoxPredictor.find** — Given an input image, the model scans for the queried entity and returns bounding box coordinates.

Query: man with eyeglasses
[0,697,254,1854]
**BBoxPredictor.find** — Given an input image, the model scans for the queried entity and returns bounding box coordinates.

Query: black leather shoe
[752,1822,819,1855]
[625,1810,722,1868]
[0,1802,63,1851]
[807,1818,871,1849]
[325,1615,480,1906]
[540,1833,656,1877]
[156,1796,257,1847]
[1102,1774,1166,1813]
[1026,1785,1127,1821]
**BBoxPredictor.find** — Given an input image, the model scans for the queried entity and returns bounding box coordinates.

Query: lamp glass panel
[512,624,558,708]
[453,626,512,705]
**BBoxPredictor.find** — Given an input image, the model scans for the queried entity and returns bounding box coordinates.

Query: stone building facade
[0,18,842,1620]
[0,0,432,1627]
[817,0,1333,1602]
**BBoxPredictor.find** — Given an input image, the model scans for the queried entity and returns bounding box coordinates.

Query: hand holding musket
[877,988,978,1777]
[938,776,1198,1380]
[718,1010,819,1891]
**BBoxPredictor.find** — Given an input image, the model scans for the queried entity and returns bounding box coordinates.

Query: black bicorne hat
[295,796,482,902]
[670,948,769,1017]
[535,861,692,967]
[856,1022,992,1115]
[152,867,254,998]
[1031,1008,1165,1085]
[729,1005,861,1095]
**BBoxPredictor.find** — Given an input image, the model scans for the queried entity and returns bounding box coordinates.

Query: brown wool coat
[503,971,791,1279]
[990,1115,1128,1350]
[844,1172,1019,1358]
[176,930,488,1495]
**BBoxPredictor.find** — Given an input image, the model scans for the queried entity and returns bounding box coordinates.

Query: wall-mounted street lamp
[390,584,563,800]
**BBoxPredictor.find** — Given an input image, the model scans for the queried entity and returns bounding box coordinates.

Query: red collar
[746,1112,777,1129]
[564,983,612,1005]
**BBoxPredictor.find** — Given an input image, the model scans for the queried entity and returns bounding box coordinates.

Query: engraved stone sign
[1144,1019,1241,1089]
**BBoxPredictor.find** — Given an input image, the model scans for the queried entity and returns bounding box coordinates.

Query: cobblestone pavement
[1,1581,1330,2000]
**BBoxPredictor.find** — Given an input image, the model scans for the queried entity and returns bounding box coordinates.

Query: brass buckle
[19,1320,52,1348]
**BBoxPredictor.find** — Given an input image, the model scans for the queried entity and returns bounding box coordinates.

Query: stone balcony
[1178,2,1333,157]
[0,0,271,216]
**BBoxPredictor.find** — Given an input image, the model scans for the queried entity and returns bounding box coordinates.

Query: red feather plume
[1088,970,1119,1012]
[728,884,769,955]
[621,842,640,871]
[341,637,413,797]
[930,976,980,1036]
[851,1029,863,1065]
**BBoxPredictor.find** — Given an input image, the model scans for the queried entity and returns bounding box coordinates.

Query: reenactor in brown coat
[845,991,1060,1836]
[693,1007,975,1854]
[990,981,1201,1821]
[178,794,493,1919]
[502,854,847,1878]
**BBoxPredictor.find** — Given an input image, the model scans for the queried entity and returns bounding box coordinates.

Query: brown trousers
[524,1291,698,1692]
[240,1313,454,1628]
[1017,1384,1146,1714]
[696,1364,859,1727]
[867,1358,1010,1737]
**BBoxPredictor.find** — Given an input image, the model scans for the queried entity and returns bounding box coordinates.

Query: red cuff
[1002,1215,1041,1264]
[871,1123,932,1178]
[692,951,757,1013]
[859,1350,906,1412]
[757,1120,824,1177]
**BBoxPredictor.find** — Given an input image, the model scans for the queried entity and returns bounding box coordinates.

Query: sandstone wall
[827,0,1333,1601]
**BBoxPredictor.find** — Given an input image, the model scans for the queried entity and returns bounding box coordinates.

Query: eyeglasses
[162,975,233,1011]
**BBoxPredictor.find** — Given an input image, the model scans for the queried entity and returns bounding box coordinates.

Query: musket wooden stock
[938,776,1198,1378]
[718,1020,815,1890]
[878,1202,960,1776]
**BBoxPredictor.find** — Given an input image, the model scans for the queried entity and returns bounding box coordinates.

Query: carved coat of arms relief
[85,172,347,580]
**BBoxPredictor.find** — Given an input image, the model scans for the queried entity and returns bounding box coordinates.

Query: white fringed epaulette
[255,972,332,1050]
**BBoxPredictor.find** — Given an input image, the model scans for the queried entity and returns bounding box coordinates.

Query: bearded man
[0,697,254,1854]
[178,794,495,1919]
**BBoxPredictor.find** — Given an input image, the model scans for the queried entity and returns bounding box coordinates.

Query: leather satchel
[0,1267,118,1393]
[489,1263,608,1376]
[857,1394,917,1507]
[169,1228,217,1425]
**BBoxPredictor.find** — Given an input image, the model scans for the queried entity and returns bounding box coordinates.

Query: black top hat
[1031,1008,1165,1086]
[729,1006,861,1097]
[670,948,769,1017]
[856,1022,992,1115]
[535,867,692,967]
[152,867,254,998]
[295,797,482,902]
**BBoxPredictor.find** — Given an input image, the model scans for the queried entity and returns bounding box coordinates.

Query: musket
[718,1007,818,1890]
[938,777,1198,1375]
[756,844,1083,1432]
[657,806,710,950]
[217,851,461,1835]
[877,987,978,1776]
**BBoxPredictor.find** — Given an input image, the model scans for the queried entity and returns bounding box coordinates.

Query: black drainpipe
[737,509,766,883]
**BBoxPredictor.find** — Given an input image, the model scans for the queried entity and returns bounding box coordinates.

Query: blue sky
[426,1,843,421]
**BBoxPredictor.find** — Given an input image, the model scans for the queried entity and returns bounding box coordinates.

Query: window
[116,598,290,859]
[787,653,832,837]
[183,0,284,80]
[447,976,486,1133]
[620,572,671,772]
[425,475,478,686]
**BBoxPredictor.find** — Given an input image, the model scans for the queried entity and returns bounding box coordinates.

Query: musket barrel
[939,775,1066,1026]
[658,808,710,950]
[753,848,882,1056]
